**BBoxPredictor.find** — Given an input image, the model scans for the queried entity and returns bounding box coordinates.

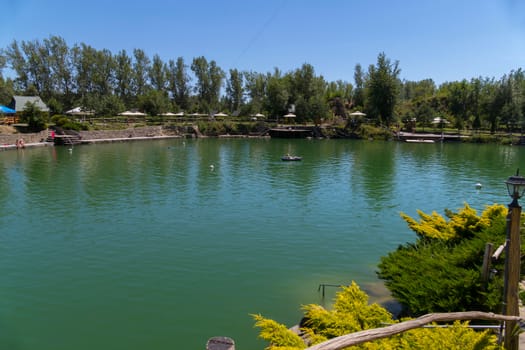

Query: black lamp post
[503,169,525,350]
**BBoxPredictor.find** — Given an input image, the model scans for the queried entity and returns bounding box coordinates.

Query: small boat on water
[281,154,302,161]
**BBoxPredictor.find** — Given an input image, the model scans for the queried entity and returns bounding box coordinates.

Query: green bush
[21,102,48,131]
[235,122,252,134]
[520,290,525,305]
[377,204,509,316]
[467,135,497,143]
[196,121,245,135]
[357,124,393,140]
[51,115,88,131]
[499,136,515,145]
[253,282,502,349]
[197,121,225,136]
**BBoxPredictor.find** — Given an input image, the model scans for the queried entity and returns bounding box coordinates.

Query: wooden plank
[305,311,522,350]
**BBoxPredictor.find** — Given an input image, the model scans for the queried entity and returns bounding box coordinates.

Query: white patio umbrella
[431,117,449,124]
[65,107,95,116]
[283,113,296,118]
[213,112,228,117]
[118,111,146,117]
[349,111,366,117]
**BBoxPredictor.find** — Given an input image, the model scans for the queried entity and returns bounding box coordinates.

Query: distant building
[8,96,50,112]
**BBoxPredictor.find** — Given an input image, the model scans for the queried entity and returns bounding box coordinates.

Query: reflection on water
[0,139,523,350]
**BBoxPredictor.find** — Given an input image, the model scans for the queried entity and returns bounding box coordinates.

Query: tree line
[0,35,524,132]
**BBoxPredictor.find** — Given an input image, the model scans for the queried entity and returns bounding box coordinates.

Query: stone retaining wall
[78,126,180,140]
[0,130,49,145]
[0,126,183,146]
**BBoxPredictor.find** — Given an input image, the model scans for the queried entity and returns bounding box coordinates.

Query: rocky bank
[0,125,182,147]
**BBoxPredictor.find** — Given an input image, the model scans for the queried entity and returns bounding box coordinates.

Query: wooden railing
[3,116,19,125]
[211,311,521,349]
[304,311,521,350]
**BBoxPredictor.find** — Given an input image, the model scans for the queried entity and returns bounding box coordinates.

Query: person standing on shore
[16,138,25,149]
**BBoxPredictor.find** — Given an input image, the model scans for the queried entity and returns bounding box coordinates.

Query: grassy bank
[2,119,524,145]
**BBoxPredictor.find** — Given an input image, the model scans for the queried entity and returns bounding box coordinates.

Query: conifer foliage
[253,204,512,348]
[253,282,501,349]
[378,203,510,315]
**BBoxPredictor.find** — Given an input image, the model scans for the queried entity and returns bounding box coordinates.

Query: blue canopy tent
[0,105,16,114]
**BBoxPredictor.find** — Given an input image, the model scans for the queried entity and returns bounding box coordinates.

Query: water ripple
[0,139,521,350]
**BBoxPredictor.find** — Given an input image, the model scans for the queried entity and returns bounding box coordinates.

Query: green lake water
[0,138,523,349]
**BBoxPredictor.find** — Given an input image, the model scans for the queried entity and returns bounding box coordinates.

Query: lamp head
[505,169,525,200]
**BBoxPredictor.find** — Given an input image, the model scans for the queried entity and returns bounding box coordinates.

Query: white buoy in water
[475,182,482,189]
[209,164,214,170]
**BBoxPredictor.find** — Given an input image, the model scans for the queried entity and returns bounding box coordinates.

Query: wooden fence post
[481,242,494,284]
[206,336,235,350]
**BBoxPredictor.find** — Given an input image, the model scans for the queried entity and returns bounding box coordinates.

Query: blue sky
[2,0,524,86]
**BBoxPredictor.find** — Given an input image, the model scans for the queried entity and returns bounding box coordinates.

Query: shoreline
[1,126,182,151]
[1,125,275,152]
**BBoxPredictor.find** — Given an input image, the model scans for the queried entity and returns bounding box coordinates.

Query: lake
[0,138,522,349]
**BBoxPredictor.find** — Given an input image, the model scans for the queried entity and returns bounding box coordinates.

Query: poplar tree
[114,50,133,105]
[191,56,224,113]
[167,57,191,110]
[365,52,401,126]
[225,68,244,113]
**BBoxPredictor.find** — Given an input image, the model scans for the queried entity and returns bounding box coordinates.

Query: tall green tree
[289,63,317,102]
[114,50,133,105]
[443,80,471,131]
[92,48,115,96]
[468,77,482,131]
[149,54,167,92]
[401,79,436,101]
[71,43,98,103]
[499,69,525,131]
[191,56,211,111]
[5,40,29,92]
[191,56,224,112]
[167,57,191,110]
[209,60,224,112]
[44,36,74,102]
[132,48,151,98]
[264,68,289,118]
[352,63,365,108]
[18,39,53,98]
[0,76,14,105]
[288,63,329,122]
[243,71,267,115]
[365,52,401,126]
[0,50,5,76]
[0,50,15,104]
[225,68,244,114]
